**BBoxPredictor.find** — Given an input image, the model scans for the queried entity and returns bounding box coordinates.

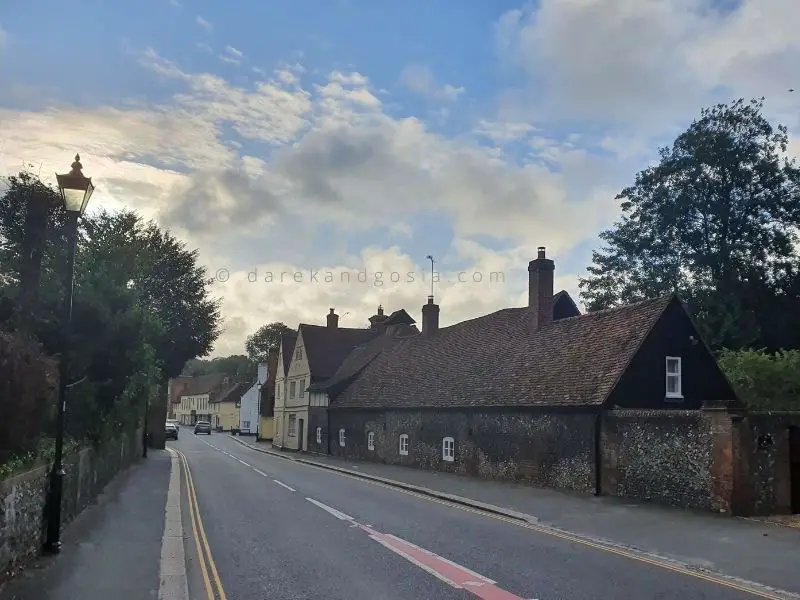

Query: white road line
[273,480,296,492]
[306,497,354,521]
[252,468,268,477]
[158,449,189,600]
[237,459,250,467]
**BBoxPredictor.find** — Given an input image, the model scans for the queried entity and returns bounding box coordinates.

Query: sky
[0,0,798,357]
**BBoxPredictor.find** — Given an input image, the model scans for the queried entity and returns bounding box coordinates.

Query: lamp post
[43,154,94,555]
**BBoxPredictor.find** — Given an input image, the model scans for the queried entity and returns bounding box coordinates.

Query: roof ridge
[547,293,673,324]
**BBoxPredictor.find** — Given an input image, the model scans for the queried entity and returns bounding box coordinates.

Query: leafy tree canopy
[579,98,800,350]
[183,354,256,382]
[245,321,294,363]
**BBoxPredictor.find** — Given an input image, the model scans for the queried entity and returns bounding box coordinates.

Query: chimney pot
[327,308,339,329]
[422,296,440,336]
[528,247,555,331]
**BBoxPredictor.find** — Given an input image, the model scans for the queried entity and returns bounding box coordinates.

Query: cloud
[494,0,800,134]
[196,15,213,30]
[398,64,465,102]
[219,45,244,65]
[0,45,691,357]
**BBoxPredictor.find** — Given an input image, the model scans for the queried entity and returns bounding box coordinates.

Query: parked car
[165,422,179,441]
[167,419,180,431]
[194,421,212,435]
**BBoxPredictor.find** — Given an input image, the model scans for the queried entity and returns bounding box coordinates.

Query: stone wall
[735,413,800,516]
[328,409,597,493]
[0,430,142,579]
[600,410,716,511]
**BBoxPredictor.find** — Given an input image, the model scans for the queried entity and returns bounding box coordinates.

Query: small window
[339,428,346,447]
[316,427,322,444]
[399,434,409,456]
[242,420,250,429]
[290,381,296,398]
[299,379,305,399]
[666,356,682,398]
[367,431,375,451]
[442,437,455,462]
[288,414,297,436]
[296,347,303,360]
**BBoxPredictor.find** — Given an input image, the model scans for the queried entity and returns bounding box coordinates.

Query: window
[277,383,281,400]
[316,427,322,444]
[442,437,455,462]
[367,431,375,451]
[299,378,305,400]
[296,347,303,360]
[290,381,296,399]
[399,434,409,456]
[339,428,346,447]
[242,420,250,429]
[666,356,682,398]
[288,415,297,436]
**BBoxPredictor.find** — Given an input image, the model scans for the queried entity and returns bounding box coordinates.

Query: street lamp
[43,154,94,555]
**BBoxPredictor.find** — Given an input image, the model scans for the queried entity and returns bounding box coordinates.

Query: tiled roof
[175,373,227,400]
[280,331,298,376]
[212,381,247,404]
[328,295,674,409]
[299,324,380,381]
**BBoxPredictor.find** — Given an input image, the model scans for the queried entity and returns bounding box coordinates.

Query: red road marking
[359,524,526,600]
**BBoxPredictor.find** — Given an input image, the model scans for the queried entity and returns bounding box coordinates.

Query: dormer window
[666,357,682,399]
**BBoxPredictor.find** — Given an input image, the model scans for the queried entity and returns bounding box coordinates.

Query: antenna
[425,255,435,299]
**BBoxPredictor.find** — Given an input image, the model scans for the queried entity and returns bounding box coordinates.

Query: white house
[239,362,268,436]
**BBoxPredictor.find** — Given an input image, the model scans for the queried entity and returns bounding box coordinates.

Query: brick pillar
[598,413,620,497]
[705,408,734,513]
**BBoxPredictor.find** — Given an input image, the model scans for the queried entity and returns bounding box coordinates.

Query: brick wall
[0,430,142,579]
[328,409,597,493]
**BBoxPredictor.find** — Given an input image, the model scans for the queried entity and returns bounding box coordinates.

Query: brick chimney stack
[528,246,554,330]
[421,295,440,336]
[327,308,339,329]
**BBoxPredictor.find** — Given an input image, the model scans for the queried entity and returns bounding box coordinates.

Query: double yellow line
[176,449,227,600]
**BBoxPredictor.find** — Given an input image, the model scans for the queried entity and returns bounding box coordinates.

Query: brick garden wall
[328,409,597,493]
[0,430,142,580]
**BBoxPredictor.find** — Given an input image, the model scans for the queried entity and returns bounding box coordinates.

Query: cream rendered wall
[284,329,311,451]
[273,340,288,448]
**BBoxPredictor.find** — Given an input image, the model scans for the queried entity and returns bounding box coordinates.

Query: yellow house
[211,382,245,430]
[173,373,228,425]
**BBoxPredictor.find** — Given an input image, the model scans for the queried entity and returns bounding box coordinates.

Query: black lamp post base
[42,540,62,555]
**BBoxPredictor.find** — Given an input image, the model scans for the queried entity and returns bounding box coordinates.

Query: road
[174,431,767,600]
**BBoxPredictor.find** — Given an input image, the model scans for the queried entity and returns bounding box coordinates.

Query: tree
[579,98,800,350]
[0,172,223,446]
[183,355,256,382]
[245,322,294,363]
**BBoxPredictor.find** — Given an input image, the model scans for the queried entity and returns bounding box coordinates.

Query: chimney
[327,308,339,329]
[421,295,440,336]
[528,246,554,330]
[369,305,389,332]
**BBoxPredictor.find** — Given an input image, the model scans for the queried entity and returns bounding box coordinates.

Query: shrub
[717,349,800,411]
[0,330,58,463]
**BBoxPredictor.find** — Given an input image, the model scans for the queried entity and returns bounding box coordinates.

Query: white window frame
[299,379,305,400]
[339,428,346,447]
[288,414,297,437]
[316,426,322,444]
[442,437,455,462]
[665,356,683,399]
[367,431,375,451]
[399,434,409,456]
[242,420,250,429]
[290,381,296,398]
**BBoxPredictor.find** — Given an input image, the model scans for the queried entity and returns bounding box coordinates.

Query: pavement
[2,432,798,600]
[0,449,172,600]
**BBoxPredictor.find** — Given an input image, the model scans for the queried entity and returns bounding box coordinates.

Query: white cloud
[225,45,244,59]
[196,15,212,30]
[398,64,465,102]
[494,0,800,133]
[0,46,684,357]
